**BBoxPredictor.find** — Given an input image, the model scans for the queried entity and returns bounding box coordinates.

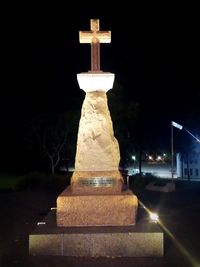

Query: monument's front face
[56,19,138,227]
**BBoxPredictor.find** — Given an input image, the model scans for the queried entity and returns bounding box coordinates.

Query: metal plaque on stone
[78,177,116,187]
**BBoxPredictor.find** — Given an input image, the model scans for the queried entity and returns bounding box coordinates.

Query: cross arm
[79,31,111,43]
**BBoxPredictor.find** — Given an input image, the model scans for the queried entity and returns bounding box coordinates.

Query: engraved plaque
[78,177,116,187]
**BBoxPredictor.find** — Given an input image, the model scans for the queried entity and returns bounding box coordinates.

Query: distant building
[176,152,200,180]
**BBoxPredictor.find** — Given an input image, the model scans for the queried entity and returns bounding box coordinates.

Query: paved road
[0,180,200,267]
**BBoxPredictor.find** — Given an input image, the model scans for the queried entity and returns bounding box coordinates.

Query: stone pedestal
[29,209,164,257]
[57,187,138,227]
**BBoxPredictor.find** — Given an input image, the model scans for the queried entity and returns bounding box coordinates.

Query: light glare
[150,212,159,222]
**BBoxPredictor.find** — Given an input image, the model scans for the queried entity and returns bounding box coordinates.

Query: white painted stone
[77,72,115,92]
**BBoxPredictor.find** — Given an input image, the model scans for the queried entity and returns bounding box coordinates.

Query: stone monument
[56,19,138,227]
[29,19,163,257]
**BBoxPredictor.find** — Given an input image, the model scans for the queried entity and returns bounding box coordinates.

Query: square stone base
[56,187,138,227]
[29,210,164,257]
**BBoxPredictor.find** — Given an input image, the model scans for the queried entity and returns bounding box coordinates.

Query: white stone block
[77,72,115,92]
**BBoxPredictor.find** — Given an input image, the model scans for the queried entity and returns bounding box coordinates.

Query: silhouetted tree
[23,111,80,174]
[108,80,140,168]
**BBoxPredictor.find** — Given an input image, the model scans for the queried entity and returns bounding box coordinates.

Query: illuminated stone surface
[29,210,164,257]
[77,72,115,92]
[79,19,111,71]
[79,19,111,44]
[73,91,120,172]
[69,90,124,194]
[70,170,123,194]
[57,188,138,227]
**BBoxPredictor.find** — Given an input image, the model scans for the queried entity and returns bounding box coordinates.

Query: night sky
[1,3,200,171]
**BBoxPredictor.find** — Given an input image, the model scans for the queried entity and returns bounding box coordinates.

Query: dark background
[1,3,200,172]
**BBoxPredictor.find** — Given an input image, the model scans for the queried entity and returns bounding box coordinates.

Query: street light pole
[171,121,174,182]
[132,155,136,175]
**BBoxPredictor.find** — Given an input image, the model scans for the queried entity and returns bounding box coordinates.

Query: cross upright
[79,19,111,71]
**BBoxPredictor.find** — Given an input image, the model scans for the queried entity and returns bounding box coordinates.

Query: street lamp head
[132,155,136,161]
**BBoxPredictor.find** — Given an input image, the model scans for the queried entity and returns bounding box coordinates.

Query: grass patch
[17,172,72,191]
[0,172,72,191]
[0,174,25,191]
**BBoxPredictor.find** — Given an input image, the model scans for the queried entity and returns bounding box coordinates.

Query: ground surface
[0,179,200,267]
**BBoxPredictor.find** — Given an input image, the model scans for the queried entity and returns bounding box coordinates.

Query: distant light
[132,155,136,161]
[163,153,166,157]
[148,156,153,160]
[157,156,162,161]
[150,212,159,223]
[37,222,46,225]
